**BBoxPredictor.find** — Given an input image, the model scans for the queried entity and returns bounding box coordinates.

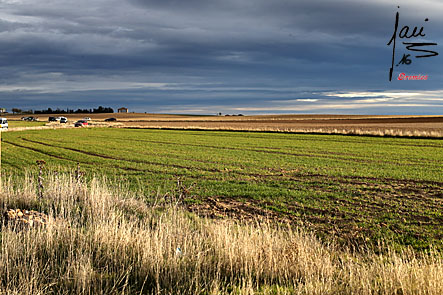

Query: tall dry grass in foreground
[0,172,441,294]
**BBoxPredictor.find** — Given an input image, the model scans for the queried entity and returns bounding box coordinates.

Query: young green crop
[2,128,442,251]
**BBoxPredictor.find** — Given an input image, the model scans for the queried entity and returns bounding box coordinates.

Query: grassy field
[6,120,47,128]
[1,128,442,251]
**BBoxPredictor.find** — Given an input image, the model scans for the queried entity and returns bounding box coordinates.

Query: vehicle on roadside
[75,120,88,127]
[0,118,8,129]
[59,117,68,123]
[48,116,57,122]
[22,116,38,121]
[104,118,117,122]
[83,117,91,121]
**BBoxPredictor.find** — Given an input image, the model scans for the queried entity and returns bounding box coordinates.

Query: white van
[0,118,8,129]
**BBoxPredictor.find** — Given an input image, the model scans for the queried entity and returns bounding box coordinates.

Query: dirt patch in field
[186,174,443,249]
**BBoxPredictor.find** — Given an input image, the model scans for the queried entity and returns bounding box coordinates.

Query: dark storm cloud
[0,0,442,114]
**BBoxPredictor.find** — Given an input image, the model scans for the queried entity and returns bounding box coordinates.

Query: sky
[0,0,442,115]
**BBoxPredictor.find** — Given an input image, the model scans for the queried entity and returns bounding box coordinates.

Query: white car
[0,117,8,129]
[83,117,91,121]
[59,117,68,123]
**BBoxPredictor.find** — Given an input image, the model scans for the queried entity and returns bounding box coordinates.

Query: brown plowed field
[4,113,443,137]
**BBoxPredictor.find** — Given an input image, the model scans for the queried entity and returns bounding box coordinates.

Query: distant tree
[11,108,22,114]
[75,108,91,113]
[34,108,53,114]
[33,106,113,114]
[93,106,114,113]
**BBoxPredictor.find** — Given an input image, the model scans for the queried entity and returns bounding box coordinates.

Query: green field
[1,128,442,251]
[6,120,46,128]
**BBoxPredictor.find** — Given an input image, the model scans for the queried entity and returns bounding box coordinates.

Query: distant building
[0,108,5,113]
[118,107,128,113]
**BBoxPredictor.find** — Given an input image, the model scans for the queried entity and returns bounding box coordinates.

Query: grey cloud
[0,0,442,114]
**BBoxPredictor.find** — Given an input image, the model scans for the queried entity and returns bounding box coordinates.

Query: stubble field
[4,113,443,137]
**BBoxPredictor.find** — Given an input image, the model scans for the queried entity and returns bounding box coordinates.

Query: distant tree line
[32,106,114,114]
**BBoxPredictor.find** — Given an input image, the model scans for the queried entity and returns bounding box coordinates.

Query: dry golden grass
[120,123,443,138]
[0,172,442,294]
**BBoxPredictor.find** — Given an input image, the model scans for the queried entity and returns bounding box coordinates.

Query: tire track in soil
[84,135,387,165]
[3,140,80,163]
[18,137,374,185]
[20,137,225,173]
[5,139,203,179]
[9,138,290,184]
[31,135,251,168]
[3,140,144,173]
[292,175,443,201]
[244,168,443,191]
[17,137,443,188]
[90,134,370,157]
[327,196,443,225]
[26,132,441,168]
[19,137,285,178]
[98,135,441,166]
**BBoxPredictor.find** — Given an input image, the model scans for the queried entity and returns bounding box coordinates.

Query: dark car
[104,118,117,122]
[75,120,88,127]
[22,116,38,121]
[48,116,57,122]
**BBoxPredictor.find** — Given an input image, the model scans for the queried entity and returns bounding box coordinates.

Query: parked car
[59,117,68,123]
[0,117,8,129]
[83,117,91,121]
[75,120,88,127]
[104,118,116,122]
[48,116,57,122]
[22,116,38,121]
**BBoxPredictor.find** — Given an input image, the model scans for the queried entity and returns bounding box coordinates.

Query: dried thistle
[36,160,46,199]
